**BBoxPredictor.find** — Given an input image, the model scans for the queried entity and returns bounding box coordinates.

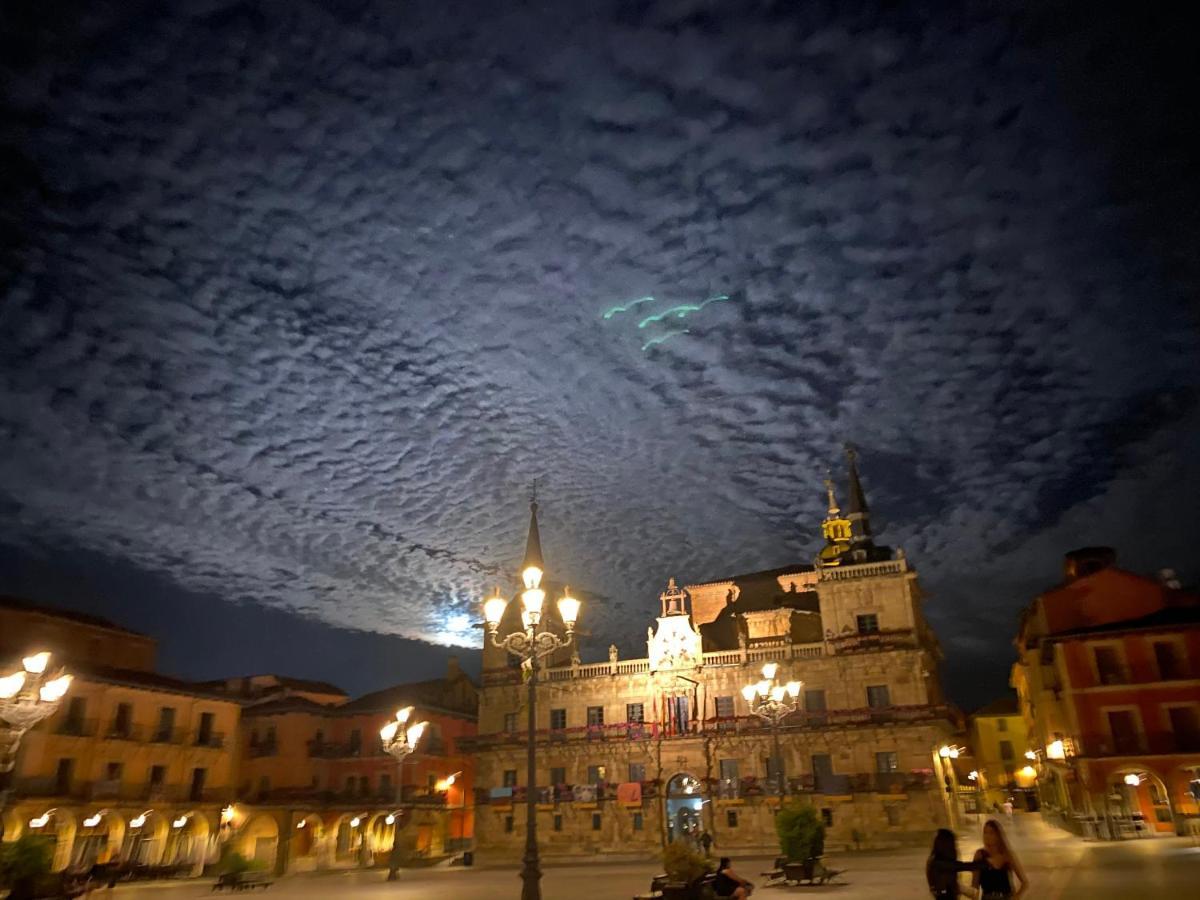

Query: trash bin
[462,851,474,867]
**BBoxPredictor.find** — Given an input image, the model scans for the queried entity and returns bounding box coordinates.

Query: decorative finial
[844,442,857,463]
[529,478,539,507]
[824,471,839,515]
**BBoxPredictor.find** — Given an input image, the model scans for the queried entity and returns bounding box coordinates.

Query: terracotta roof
[242,695,336,716]
[0,595,147,637]
[1048,603,1200,639]
[73,663,234,701]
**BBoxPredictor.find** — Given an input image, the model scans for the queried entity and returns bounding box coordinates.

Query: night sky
[2,1,1197,710]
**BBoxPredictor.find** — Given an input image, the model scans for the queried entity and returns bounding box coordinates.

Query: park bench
[761,857,845,887]
[213,871,274,892]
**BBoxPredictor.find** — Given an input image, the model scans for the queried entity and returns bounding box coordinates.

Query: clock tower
[647,577,703,672]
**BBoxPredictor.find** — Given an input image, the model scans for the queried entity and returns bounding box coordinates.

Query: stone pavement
[95,813,1200,899]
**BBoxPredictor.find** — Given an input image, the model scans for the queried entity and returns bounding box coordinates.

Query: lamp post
[482,499,581,900]
[381,704,428,881]
[741,662,801,797]
[1,651,72,808]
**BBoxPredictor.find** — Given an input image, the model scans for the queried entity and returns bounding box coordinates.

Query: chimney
[446,655,462,680]
[1063,547,1116,582]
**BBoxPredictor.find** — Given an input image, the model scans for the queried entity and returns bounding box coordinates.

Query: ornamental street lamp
[0,651,72,807]
[482,499,581,900]
[380,705,428,881]
[741,661,801,797]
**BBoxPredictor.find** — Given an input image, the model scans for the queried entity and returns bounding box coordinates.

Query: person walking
[926,828,978,899]
[700,830,714,857]
[1002,798,1014,821]
[971,819,1029,900]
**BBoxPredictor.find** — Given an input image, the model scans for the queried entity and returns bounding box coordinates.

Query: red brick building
[1012,548,1200,837]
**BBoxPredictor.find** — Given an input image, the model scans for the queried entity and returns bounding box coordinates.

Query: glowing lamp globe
[0,671,25,699]
[522,565,543,590]
[740,684,757,702]
[770,685,786,702]
[396,706,413,724]
[380,721,399,743]
[761,662,779,680]
[408,721,428,747]
[22,652,50,674]
[39,674,72,703]
[557,590,580,629]
[786,681,802,697]
[483,589,508,628]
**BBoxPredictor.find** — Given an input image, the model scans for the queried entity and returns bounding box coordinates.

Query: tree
[775,801,825,863]
[0,834,54,900]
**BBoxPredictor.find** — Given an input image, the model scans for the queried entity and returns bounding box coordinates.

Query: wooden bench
[213,871,274,892]
[782,858,844,886]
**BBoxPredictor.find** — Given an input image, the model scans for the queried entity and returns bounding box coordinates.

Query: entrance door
[672,696,690,735]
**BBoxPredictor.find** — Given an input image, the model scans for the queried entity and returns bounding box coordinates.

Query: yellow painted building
[1,599,241,874]
[966,696,1037,810]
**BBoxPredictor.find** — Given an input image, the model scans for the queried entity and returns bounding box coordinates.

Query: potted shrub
[775,801,826,880]
[0,834,53,900]
[661,840,712,900]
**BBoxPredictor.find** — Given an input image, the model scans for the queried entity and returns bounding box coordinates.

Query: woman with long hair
[926,828,977,899]
[972,818,1029,899]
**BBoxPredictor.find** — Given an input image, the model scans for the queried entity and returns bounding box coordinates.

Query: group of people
[927,819,1029,899]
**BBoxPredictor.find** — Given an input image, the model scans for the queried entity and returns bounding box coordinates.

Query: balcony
[104,724,143,742]
[305,740,370,759]
[249,740,279,758]
[192,731,226,749]
[460,705,954,752]
[89,779,122,800]
[148,728,185,745]
[55,718,98,738]
[1077,731,1200,757]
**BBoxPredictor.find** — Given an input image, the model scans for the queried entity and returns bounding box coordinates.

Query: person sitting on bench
[713,857,753,899]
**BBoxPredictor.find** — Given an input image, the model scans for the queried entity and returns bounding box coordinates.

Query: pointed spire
[844,443,873,544]
[824,474,840,516]
[522,498,545,574]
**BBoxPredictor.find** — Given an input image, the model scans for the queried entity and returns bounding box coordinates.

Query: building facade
[0,599,240,874]
[218,663,477,874]
[1011,547,1200,837]
[965,696,1037,811]
[467,453,959,860]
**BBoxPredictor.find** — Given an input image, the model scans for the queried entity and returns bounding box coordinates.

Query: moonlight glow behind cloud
[1,1,1197,684]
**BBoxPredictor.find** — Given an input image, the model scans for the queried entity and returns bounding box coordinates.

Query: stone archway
[665,773,705,846]
[72,810,125,868]
[235,814,280,871]
[1107,767,1174,835]
[163,811,211,873]
[123,810,169,866]
[289,812,327,872]
[26,808,75,872]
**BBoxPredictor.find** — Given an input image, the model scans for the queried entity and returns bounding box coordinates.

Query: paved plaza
[90,815,1200,900]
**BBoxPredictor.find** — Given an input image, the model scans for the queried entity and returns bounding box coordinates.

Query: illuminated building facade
[466,452,959,858]
[0,598,240,874]
[965,696,1037,811]
[1012,547,1200,837]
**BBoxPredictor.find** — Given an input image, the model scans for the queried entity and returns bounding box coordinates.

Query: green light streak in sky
[636,294,730,329]
[641,329,689,352]
[602,296,656,319]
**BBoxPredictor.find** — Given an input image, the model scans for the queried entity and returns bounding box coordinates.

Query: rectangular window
[1094,646,1126,685]
[1107,710,1141,754]
[626,703,645,723]
[586,764,606,784]
[265,725,277,745]
[726,810,738,828]
[550,709,567,730]
[190,767,207,801]
[856,613,879,634]
[503,769,518,787]
[504,816,514,834]
[1154,642,1185,680]
[804,689,827,712]
[155,707,176,742]
[999,740,1014,761]
[198,711,215,745]
[64,697,87,732]
[257,775,269,796]
[820,808,834,827]
[875,751,899,773]
[628,763,646,783]
[587,706,605,727]
[345,776,356,795]
[719,758,739,782]
[359,775,370,796]
[105,762,122,781]
[866,685,891,709]
[380,773,392,795]
[349,728,362,755]
[504,712,518,733]
[714,696,735,718]
[1168,707,1200,751]
[885,804,903,826]
[550,766,566,786]
[149,764,165,786]
[113,703,132,737]
[54,758,73,792]
[591,813,602,831]
[553,814,563,832]
[633,812,644,831]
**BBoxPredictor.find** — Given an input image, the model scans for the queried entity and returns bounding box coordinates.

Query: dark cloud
[1,0,1197,705]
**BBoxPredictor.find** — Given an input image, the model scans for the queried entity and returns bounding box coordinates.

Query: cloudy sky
[1,0,1197,708]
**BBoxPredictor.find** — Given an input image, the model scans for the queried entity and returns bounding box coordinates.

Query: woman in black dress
[926,828,978,899]
[713,856,753,898]
[972,819,1028,899]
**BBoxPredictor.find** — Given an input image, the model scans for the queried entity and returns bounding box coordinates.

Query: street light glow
[0,671,25,699]
[39,674,72,703]
[22,652,50,674]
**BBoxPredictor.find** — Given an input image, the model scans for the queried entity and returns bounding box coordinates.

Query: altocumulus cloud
[1,1,1197,689]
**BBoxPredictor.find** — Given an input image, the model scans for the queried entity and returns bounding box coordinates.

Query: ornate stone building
[466,451,959,859]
